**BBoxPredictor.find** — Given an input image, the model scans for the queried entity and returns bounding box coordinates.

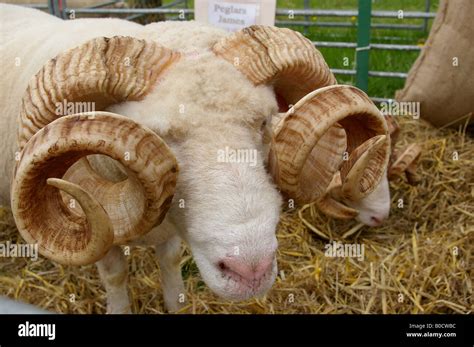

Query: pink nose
[218,254,274,282]
[370,216,383,226]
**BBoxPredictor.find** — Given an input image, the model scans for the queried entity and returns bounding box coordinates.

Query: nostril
[218,261,227,271]
[217,258,253,280]
[217,255,274,282]
[370,216,382,226]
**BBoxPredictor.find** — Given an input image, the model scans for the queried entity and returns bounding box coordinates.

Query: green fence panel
[355,0,371,92]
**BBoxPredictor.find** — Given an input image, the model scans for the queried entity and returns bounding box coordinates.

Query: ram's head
[12,26,390,301]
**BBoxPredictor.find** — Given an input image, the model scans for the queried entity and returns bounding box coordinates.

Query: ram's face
[168,123,283,300]
[112,48,285,299]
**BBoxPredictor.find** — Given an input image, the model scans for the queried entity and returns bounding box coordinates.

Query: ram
[315,114,423,227]
[0,4,390,313]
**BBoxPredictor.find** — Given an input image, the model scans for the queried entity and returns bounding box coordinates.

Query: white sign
[208,1,258,31]
[195,0,276,32]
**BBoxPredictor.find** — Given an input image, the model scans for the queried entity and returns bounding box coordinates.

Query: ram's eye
[260,119,267,130]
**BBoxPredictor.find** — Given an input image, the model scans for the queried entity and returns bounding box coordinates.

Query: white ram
[0,4,390,313]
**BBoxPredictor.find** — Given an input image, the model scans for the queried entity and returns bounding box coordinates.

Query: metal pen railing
[18,0,436,102]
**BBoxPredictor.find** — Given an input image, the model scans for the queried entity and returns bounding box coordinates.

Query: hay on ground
[0,117,472,314]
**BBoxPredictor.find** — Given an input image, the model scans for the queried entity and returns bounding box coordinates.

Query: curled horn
[213,25,336,106]
[385,114,400,147]
[339,134,389,201]
[18,36,180,148]
[389,144,422,184]
[214,26,390,204]
[12,112,177,265]
[384,115,422,184]
[12,113,178,266]
[268,85,390,203]
[315,172,359,220]
[13,37,180,265]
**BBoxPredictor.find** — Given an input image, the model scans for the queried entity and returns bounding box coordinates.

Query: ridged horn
[340,134,390,201]
[268,116,347,203]
[212,25,336,105]
[384,114,400,172]
[315,195,359,220]
[11,112,178,266]
[389,143,422,184]
[18,36,180,149]
[14,36,179,265]
[315,173,358,219]
[385,114,400,146]
[268,85,390,204]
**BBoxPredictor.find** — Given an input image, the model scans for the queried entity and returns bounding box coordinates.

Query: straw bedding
[0,116,472,314]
